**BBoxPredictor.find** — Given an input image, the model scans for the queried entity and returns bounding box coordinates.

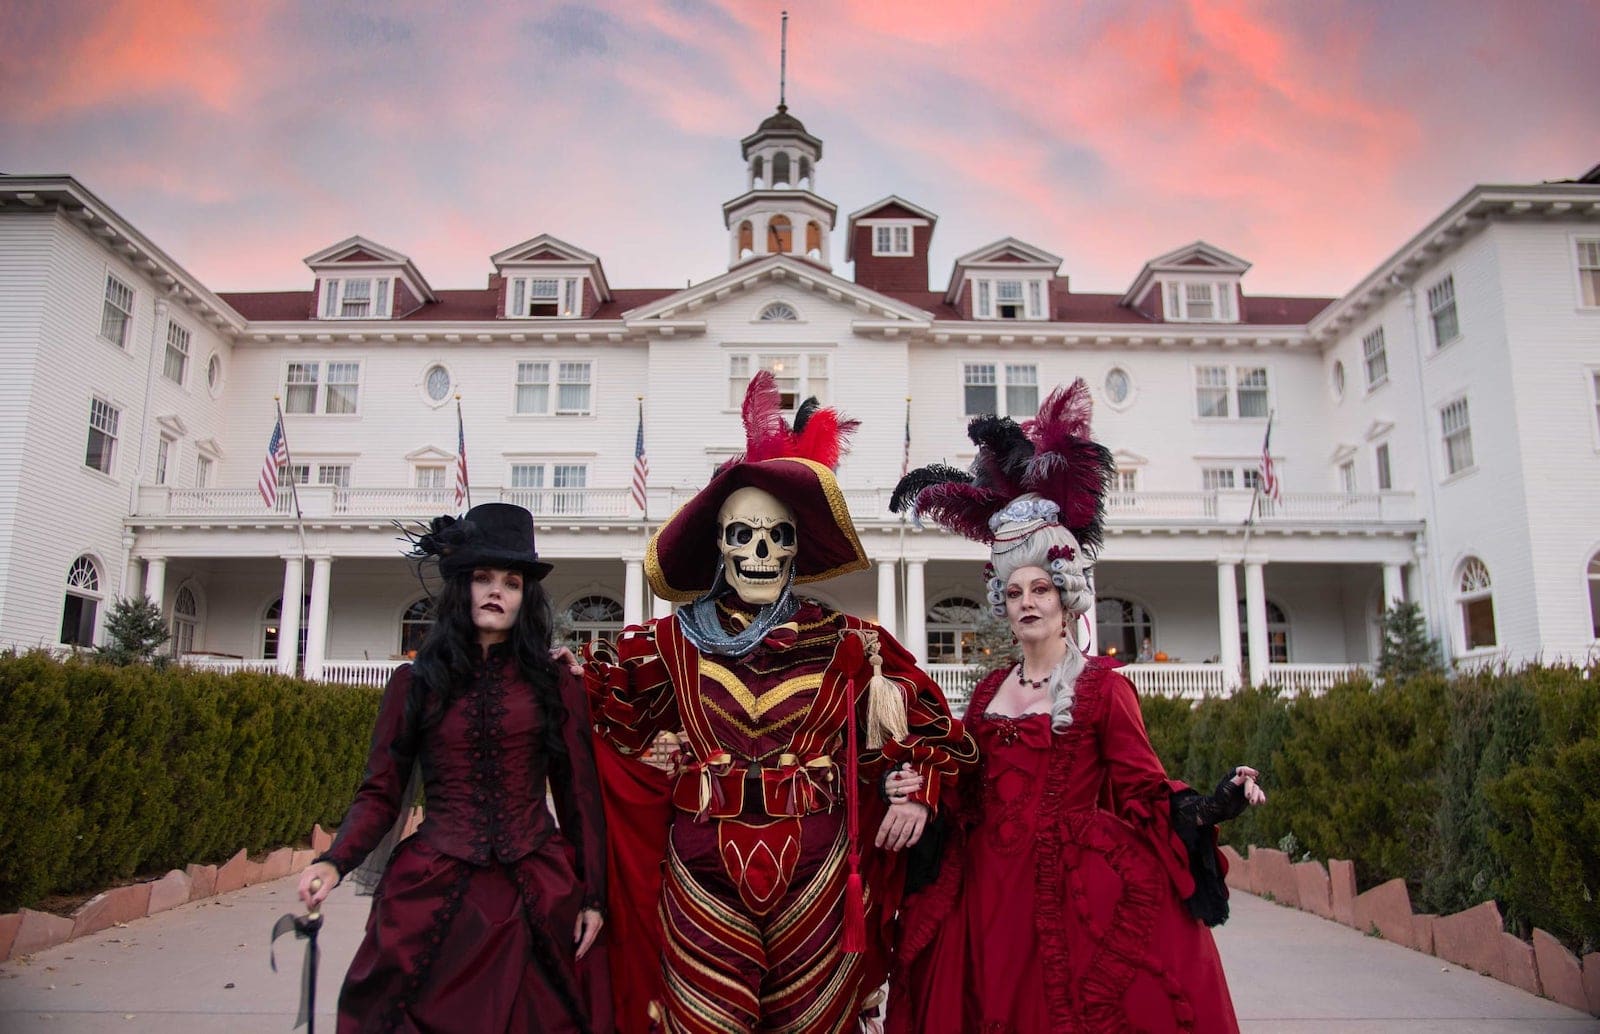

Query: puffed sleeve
[317,665,420,877]
[582,620,680,756]
[1097,672,1200,902]
[852,623,979,814]
[549,669,609,914]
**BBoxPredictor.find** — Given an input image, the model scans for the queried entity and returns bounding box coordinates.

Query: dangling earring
[1059,619,1069,640]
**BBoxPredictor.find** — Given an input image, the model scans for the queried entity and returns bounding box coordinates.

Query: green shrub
[0,652,379,912]
[1137,692,1195,776]
[1182,685,1293,851]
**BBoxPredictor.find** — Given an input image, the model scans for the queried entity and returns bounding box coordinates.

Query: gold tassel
[861,634,909,750]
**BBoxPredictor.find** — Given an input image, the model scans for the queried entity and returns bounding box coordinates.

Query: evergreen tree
[95,595,172,666]
[1378,601,1444,683]
[970,608,1018,679]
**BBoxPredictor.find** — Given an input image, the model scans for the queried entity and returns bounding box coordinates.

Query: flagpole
[273,397,312,675]
[1242,408,1274,554]
[896,396,911,643]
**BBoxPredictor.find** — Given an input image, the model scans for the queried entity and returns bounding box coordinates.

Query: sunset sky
[4,0,1597,299]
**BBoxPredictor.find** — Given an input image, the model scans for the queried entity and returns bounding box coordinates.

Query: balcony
[137,485,637,521]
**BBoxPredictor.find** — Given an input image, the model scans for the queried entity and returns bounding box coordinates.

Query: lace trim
[377,864,471,1033]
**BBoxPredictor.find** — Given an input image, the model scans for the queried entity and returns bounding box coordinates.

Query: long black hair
[407,567,569,773]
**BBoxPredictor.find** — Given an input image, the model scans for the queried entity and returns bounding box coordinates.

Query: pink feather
[741,370,789,462]
[911,482,1009,543]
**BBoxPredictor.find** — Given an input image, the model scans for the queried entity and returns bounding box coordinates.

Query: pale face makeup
[1004,564,1067,647]
[470,567,524,644]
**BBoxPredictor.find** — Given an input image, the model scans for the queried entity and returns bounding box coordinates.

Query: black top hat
[407,502,554,581]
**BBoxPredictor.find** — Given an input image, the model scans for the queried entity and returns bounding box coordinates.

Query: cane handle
[308,877,323,920]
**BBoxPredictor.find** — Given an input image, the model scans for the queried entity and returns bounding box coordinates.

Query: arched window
[759,302,798,322]
[751,155,765,188]
[566,594,623,645]
[771,151,791,187]
[261,596,310,663]
[1589,553,1600,640]
[172,584,200,656]
[400,598,432,657]
[767,215,793,254]
[1457,557,1496,650]
[737,220,754,257]
[927,595,982,664]
[1238,599,1291,665]
[60,555,102,646]
[1097,596,1155,660]
[805,220,822,258]
[798,155,812,188]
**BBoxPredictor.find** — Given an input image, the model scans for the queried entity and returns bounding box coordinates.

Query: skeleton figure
[717,486,797,605]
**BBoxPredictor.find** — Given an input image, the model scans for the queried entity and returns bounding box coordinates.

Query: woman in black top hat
[296,502,610,1033]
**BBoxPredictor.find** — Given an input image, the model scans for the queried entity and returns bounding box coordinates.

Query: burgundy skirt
[338,836,612,1034]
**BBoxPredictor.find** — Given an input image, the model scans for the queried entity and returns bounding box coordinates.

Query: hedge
[0,651,379,913]
[1136,663,1599,955]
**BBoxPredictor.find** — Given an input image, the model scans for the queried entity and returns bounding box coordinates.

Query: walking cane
[270,877,325,1032]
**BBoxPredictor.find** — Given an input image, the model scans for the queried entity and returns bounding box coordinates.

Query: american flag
[900,397,912,479]
[1258,411,1281,503]
[631,399,649,513]
[258,415,288,508]
[454,402,471,510]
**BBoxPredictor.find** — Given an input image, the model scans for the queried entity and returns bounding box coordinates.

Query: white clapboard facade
[1,108,1596,702]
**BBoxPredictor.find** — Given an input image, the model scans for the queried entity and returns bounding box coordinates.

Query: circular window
[1104,367,1132,406]
[206,353,222,394]
[1331,360,1346,399]
[424,364,452,403]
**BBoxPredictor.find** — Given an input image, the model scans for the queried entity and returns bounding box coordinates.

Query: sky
[3,0,1597,299]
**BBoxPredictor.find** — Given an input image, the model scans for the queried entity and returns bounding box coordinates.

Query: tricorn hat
[405,502,554,581]
[645,373,869,603]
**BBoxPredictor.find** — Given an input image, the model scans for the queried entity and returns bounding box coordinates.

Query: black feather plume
[890,463,974,514]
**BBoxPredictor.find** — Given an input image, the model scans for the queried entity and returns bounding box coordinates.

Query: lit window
[400,598,432,656]
[1375,442,1392,491]
[926,596,983,663]
[1456,557,1495,650]
[1195,366,1229,418]
[1363,328,1388,389]
[1097,597,1156,660]
[85,397,120,474]
[1239,599,1291,664]
[61,555,102,646]
[101,274,134,347]
[1576,240,1600,308]
[163,322,191,385]
[728,352,828,409]
[1427,275,1459,348]
[1440,397,1474,475]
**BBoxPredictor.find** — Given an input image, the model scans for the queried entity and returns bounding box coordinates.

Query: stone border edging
[1222,844,1600,1017]
[0,824,337,964]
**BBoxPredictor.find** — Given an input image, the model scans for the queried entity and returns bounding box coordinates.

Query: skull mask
[717,486,798,605]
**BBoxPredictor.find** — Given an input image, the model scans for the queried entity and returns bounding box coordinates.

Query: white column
[143,557,167,611]
[277,557,304,676]
[1244,560,1268,687]
[904,557,927,665]
[1217,560,1242,691]
[651,592,673,619]
[876,560,898,639]
[1382,563,1405,610]
[623,558,645,628]
[304,557,333,681]
[1081,570,1098,655]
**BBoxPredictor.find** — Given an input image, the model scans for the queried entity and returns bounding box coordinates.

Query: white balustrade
[179,656,278,675]
[1120,662,1229,700]
[320,659,406,688]
[927,663,979,715]
[1264,662,1374,696]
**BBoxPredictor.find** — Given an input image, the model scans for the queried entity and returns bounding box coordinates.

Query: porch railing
[179,656,278,676]
[1120,662,1230,700]
[140,486,637,520]
[1264,662,1374,696]
[927,663,980,715]
[321,660,406,688]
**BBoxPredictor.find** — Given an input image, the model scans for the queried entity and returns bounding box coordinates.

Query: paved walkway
[1,878,1595,1032]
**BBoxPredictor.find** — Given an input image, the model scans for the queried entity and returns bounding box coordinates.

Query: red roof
[219,283,1331,327]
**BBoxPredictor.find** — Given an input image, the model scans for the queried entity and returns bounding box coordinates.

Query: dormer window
[1163,280,1237,322]
[321,277,392,319]
[873,225,912,256]
[508,276,582,319]
[972,277,1046,320]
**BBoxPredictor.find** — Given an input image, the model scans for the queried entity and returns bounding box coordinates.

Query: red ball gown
[890,658,1240,1034]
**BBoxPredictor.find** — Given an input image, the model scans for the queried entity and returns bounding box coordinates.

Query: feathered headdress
[720,369,860,473]
[890,378,1115,554]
